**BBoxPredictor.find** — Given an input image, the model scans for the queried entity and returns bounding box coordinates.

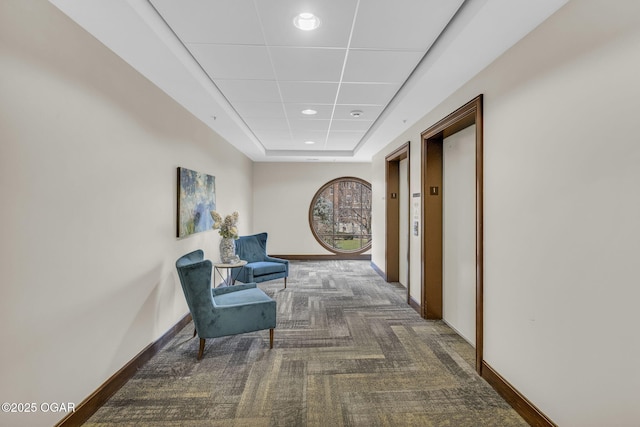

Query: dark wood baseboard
[370,261,387,280]
[408,296,421,314]
[272,254,371,261]
[481,361,557,427]
[55,313,192,427]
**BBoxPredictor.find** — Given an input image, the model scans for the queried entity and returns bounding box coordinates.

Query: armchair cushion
[250,261,287,276]
[213,287,273,306]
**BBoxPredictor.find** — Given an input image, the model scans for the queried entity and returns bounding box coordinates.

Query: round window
[308,177,372,254]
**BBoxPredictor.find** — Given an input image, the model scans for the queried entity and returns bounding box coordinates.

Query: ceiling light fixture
[301,109,317,115]
[293,12,320,31]
[304,140,316,145]
[350,110,363,118]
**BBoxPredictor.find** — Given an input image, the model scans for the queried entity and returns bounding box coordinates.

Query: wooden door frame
[421,95,484,374]
[385,143,411,302]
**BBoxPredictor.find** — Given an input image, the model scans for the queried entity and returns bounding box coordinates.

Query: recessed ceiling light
[301,109,317,116]
[293,12,320,31]
[350,110,363,118]
[304,140,316,145]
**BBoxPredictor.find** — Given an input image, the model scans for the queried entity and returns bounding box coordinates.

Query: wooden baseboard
[55,313,192,427]
[370,261,387,280]
[272,254,371,261]
[481,361,556,427]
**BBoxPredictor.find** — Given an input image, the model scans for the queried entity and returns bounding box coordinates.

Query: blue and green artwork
[177,167,216,237]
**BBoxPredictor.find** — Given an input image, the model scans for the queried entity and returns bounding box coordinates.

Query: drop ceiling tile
[234,102,286,118]
[343,49,424,83]
[270,47,345,82]
[214,80,280,103]
[150,0,264,45]
[188,44,275,80]
[333,105,384,120]
[289,119,331,132]
[255,0,357,48]
[330,120,374,132]
[284,104,334,120]
[243,117,290,131]
[291,130,327,146]
[350,0,464,50]
[337,83,400,105]
[324,130,366,150]
[279,82,339,104]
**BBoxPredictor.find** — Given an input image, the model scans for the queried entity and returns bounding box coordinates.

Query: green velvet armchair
[232,232,289,288]
[176,250,276,360]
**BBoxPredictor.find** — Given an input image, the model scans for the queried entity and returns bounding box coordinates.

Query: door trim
[420,95,483,374]
[385,143,410,302]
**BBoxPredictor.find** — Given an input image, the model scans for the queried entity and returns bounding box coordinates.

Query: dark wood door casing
[420,95,483,374]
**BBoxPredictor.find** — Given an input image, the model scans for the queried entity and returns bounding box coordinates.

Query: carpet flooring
[84,260,527,426]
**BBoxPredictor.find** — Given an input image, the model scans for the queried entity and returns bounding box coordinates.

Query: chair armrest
[212,283,257,296]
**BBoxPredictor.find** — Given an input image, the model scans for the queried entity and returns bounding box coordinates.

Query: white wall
[252,162,371,255]
[0,2,252,426]
[372,0,640,425]
[443,125,476,345]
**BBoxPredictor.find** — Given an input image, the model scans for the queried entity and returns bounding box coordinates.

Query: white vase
[219,237,236,263]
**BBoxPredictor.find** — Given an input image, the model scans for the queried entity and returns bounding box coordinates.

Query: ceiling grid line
[251,0,294,149]
[324,0,361,151]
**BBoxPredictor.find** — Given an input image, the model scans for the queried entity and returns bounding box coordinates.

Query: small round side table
[213,260,247,287]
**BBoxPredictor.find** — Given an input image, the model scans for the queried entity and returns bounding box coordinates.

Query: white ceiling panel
[333,105,384,120]
[150,0,264,45]
[284,104,334,120]
[324,131,366,150]
[51,0,569,161]
[330,120,374,132]
[289,119,331,132]
[255,0,357,48]
[343,49,425,83]
[279,82,339,104]
[234,102,286,119]
[337,83,400,105]
[188,44,275,80]
[351,0,465,50]
[270,47,346,82]
[291,130,328,144]
[243,117,290,131]
[214,80,280,103]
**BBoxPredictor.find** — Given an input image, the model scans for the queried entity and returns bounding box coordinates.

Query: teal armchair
[232,233,289,288]
[176,250,276,360]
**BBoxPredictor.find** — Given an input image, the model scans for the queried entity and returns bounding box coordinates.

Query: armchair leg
[197,338,205,360]
[269,329,274,349]
[284,277,287,289]
[193,328,197,338]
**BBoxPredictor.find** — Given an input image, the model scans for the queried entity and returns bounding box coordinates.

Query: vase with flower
[211,210,240,263]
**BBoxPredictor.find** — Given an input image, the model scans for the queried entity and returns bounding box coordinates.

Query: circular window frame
[308,176,372,255]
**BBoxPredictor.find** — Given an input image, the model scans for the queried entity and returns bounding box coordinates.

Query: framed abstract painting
[177,167,216,238]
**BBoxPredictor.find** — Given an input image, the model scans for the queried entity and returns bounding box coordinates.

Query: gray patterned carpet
[84,260,527,426]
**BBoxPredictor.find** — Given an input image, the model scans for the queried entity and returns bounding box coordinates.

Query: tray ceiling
[49,0,568,162]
